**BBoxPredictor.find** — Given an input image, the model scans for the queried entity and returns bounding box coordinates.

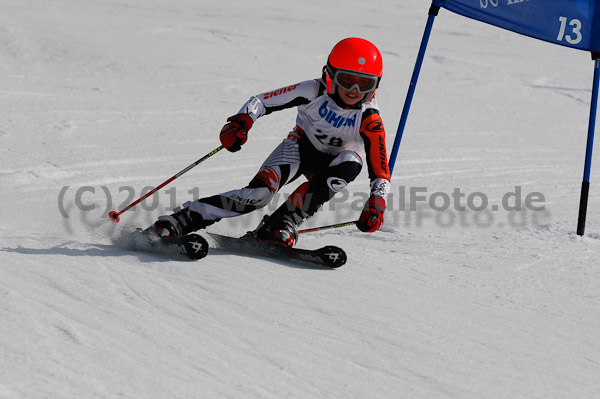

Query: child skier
[147,37,391,248]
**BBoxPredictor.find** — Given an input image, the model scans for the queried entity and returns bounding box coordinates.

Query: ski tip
[160,233,210,260]
[182,234,210,260]
[318,245,347,268]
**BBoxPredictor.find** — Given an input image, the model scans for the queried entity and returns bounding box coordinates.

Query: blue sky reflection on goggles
[333,70,378,93]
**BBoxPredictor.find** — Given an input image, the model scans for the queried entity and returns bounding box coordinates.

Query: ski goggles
[332,69,378,93]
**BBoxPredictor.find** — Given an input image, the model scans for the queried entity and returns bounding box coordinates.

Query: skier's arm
[236,79,322,121]
[357,108,391,232]
[220,80,321,152]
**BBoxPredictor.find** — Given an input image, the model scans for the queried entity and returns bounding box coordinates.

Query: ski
[120,229,344,267]
[205,232,346,268]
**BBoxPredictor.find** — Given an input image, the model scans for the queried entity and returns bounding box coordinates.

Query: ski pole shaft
[298,220,357,234]
[109,146,223,222]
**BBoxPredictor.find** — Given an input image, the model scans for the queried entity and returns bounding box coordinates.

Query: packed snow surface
[1,1,599,398]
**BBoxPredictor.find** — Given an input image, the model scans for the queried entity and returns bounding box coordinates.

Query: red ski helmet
[324,37,383,102]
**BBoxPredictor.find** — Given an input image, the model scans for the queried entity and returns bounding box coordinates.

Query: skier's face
[337,86,366,106]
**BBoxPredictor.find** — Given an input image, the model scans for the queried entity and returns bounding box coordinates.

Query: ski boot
[246,210,304,248]
[146,205,216,239]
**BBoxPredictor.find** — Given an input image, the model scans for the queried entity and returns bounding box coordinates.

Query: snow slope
[1,1,599,398]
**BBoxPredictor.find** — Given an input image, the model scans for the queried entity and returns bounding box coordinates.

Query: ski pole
[108,146,223,222]
[299,220,357,234]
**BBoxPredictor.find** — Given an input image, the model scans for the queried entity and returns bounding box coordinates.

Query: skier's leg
[256,150,363,246]
[149,180,280,238]
[185,134,302,220]
[149,134,302,237]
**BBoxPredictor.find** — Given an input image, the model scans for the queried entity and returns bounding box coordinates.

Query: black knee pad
[327,150,363,184]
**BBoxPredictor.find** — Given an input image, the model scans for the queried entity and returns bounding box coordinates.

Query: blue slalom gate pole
[576,53,600,236]
[388,5,439,175]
